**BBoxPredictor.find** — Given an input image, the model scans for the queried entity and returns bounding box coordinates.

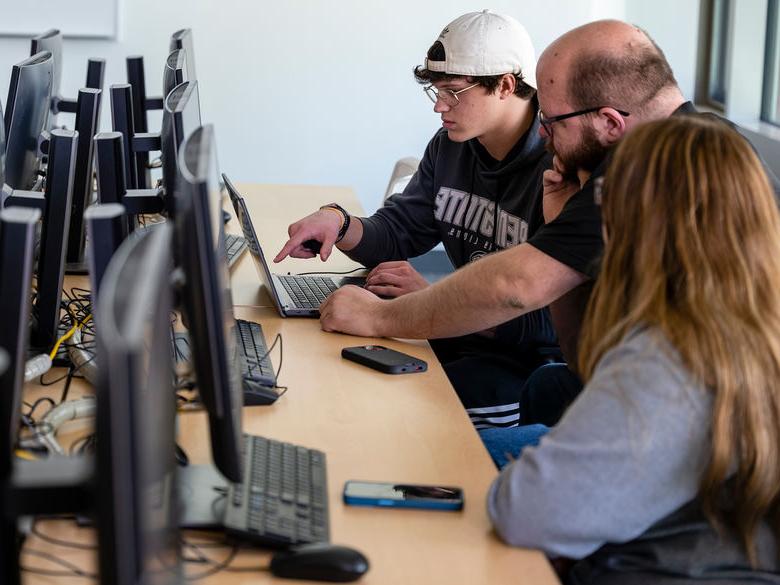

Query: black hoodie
[346,106,556,348]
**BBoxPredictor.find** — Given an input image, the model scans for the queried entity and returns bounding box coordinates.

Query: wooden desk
[20,184,559,585]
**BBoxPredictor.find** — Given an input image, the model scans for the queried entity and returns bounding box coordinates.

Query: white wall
[625,0,701,100]
[0,0,702,213]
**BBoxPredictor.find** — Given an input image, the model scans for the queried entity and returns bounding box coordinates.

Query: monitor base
[177,463,228,530]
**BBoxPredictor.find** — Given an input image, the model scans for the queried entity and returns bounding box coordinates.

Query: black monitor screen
[0,99,6,189]
[4,51,52,190]
[175,123,243,483]
[0,207,38,479]
[161,80,201,216]
[96,224,181,585]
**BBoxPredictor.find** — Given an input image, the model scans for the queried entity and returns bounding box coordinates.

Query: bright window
[762,0,780,125]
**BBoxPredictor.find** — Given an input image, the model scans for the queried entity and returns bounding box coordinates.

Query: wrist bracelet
[320,203,351,242]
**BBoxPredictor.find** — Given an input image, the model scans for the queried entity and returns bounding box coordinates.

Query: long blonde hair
[578,115,780,563]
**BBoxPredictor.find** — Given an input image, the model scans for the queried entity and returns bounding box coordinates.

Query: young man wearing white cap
[275,10,557,428]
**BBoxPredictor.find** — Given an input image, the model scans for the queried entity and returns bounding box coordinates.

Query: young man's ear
[499,73,516,99]
[594,108,627,145]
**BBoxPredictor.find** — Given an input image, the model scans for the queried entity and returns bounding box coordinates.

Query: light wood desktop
[20,184,559,584]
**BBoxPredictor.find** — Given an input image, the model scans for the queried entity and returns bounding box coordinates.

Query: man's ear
[499,73,516,99]
[594,107,627,145]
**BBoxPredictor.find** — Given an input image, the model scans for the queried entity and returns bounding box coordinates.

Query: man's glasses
[538,106,630,135]
[424,83,480,107]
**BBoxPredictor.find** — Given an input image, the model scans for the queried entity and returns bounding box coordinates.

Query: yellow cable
[48,314,93,361]
[15,449,37,461]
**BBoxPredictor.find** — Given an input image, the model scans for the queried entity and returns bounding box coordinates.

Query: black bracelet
[321,203,351,242]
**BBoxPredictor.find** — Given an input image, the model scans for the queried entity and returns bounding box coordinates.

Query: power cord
[180,535,269,578]
[182,542,242,580]
[48,315,92,361]
[30,518,97,551]
[246,332,287,396]
[291,267,366,276]
[69,433,97,456]
[176,331,289,405]
[20,548,97,579]
[24,397,56,419]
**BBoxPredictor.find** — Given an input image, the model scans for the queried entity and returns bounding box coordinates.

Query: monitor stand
[64,261,88,275]
[176,463,228,530]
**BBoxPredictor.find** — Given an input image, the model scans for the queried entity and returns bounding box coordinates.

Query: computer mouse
[269,543,369,582]
[302,239,322,254]
[242,380,280,406]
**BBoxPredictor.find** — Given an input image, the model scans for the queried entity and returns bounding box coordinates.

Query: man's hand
[274,209,342,262]
[542,156,580,224]
[365,261,429,298]
[319,285,385,337]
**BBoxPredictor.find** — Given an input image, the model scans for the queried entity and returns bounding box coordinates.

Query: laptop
[223,174,366,317]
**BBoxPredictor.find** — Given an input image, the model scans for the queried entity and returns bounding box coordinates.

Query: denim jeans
[479,424,550,469]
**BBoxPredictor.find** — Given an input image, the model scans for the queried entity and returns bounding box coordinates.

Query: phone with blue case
[343,480,463,511]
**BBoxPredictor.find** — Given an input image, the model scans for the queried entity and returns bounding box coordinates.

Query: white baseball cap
[425,10,537,89]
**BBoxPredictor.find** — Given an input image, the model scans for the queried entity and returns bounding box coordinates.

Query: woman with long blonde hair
[488,116,780,583]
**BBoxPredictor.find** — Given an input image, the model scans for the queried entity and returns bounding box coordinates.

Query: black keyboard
[225,233,248,268]
[235,318,276,387]
[223,434,329,547]
[277,275,338,309]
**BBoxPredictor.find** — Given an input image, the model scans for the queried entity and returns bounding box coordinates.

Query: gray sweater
[487,328,780,583]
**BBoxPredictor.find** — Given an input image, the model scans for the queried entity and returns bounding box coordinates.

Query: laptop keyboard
[235,318,276,387]
[225,233,248,268]
[277,275,338,309]
[223,434,329,547]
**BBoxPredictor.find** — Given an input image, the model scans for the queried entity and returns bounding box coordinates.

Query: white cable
[35,397,96,455]
[67,328,98,386]
[24,354,52,381]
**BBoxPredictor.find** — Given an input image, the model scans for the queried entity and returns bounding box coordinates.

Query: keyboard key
[235,319,276,388]
[225,233,248,268]
[224,435,330,547]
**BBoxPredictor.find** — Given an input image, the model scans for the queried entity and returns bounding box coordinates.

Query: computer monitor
[85,203,126,303]
[163,49,187,98]
[31,129,78,350]
[64,87,102,270]
[169,29,197,84]
[0,351,16,585]
[4,51,53,190]
[175,123,243,483]
[161,80,201,217]
[0,208,37,585]
[95,223,182,585]
[30,29,62,121]
[0,207,39,480]
[0,99,7,188]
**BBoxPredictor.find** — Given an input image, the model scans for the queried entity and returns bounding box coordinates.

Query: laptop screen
[222,175,287,312]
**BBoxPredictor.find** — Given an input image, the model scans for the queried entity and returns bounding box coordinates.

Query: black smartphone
[343,480,463,511]
[341,345,427,374]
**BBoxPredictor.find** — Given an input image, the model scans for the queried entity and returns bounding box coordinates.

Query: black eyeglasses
[538,106,630,135]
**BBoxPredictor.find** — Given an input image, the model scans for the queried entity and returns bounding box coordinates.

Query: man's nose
[433,98,450,114]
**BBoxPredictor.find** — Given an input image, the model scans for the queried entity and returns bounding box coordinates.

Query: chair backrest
[383,156,419,201]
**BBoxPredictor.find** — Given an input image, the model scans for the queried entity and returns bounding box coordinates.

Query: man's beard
[546,124,609,182]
